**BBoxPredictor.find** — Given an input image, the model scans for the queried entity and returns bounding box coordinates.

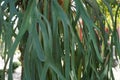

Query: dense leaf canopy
[0,0,120,80]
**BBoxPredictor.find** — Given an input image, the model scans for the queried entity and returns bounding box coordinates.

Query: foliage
[0,0,120,80]
[12,62,20,72]
[0,70,3,80]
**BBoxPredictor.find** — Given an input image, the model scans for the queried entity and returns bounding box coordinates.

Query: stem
[3,57,9,80]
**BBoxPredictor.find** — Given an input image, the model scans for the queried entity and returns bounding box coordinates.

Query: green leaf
[75,0,103,62]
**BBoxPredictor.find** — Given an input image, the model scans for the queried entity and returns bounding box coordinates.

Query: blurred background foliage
[0,0,120,80]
